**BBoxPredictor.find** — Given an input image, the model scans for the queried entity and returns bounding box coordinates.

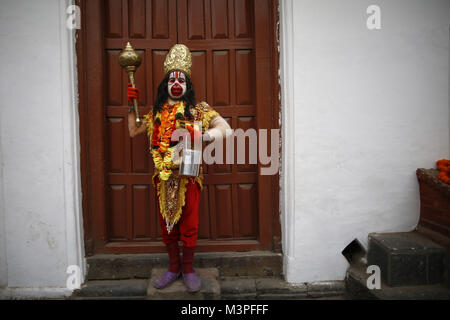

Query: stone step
[146,268,221,300]
[70,269,348,300]
[71,279,148,299]
[86,251,283,280]
[219,277,346,300]
[346,264,450,300]
[367,231,446,286]
[70,295,147,300]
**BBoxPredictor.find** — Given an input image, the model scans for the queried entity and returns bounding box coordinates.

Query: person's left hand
[202,132,212,142]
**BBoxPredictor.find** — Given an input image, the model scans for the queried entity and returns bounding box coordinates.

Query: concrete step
[86,251,283,280]
[146,268,221,300]
[346,264,450,300]
[368,231,446,286]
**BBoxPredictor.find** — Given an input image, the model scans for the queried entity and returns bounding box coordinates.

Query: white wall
[0,113,6,288]
[280,0,450,283]
[0,0,84,297]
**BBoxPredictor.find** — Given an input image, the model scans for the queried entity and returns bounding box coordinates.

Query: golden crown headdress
[164,44,192,77]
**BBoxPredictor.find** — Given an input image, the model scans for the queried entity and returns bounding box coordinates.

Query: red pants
[158,180,201,248]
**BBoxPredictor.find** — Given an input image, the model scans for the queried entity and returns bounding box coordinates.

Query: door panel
[78,0,277,253]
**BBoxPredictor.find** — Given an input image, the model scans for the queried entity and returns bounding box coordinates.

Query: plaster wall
[0,0,84,297]
[280,0,450,283]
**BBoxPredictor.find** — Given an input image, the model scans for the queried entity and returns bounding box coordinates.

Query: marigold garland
[143,100,217,184]
[436,159,450,184]
[142,101,216,233]
[151,101,186,181]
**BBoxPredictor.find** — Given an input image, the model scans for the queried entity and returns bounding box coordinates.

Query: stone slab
[70,296,147,300]
[87,253,167,280]
[346,265,450,300]
[220,278,256,295]
[368,232,445,286]
[306,281,346,298]
[255,278,307,295]
[87,251,282,280]
[146,268,220,300]
[221,293,258,300]
[257,293,308,300]
[73,279,148,297]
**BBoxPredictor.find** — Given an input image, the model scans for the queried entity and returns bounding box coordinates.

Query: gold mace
[119,42,142,125]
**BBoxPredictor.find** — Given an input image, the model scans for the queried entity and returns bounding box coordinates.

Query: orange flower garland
[436,159,450,184]
[151,101,185,181]
[156,103,178,153]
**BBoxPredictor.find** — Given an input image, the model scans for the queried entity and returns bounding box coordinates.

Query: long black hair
[153,73,195,119]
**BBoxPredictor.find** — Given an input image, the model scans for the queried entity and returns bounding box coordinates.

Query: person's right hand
[127,83,140,106]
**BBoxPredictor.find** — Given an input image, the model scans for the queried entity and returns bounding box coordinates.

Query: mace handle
[128,72,141,126]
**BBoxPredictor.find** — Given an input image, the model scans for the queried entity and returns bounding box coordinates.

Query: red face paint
[171,83,183,97]
[168,71,187,99]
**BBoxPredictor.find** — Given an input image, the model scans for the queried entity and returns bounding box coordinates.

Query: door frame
[75,0,281,255]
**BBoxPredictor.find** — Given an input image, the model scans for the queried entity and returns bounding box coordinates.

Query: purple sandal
[182,272,201,292]
[152,271,181,289]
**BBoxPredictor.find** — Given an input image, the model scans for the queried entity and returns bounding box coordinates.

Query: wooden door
[77,0,280,254]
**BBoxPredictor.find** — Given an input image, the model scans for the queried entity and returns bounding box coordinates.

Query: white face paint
[168,71,187,99]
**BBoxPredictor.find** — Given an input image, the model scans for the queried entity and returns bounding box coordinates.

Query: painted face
[168,71,187,99]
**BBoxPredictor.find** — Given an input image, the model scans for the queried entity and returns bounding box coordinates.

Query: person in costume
[127,44,231,292]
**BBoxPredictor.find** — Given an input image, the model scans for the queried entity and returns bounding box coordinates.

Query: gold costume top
[143,101,219,233]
